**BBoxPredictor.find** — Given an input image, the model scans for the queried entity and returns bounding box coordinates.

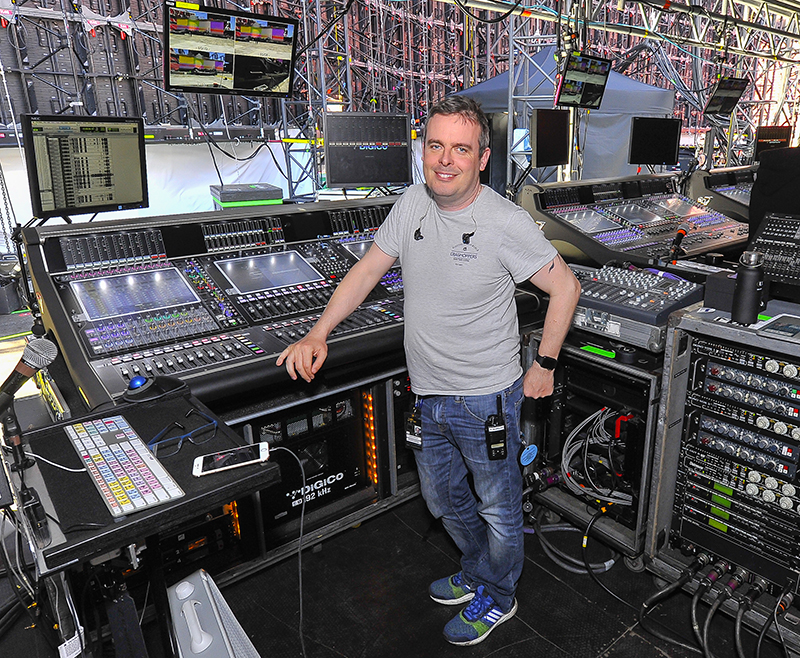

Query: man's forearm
[536,286,580,359]
[309,261,384,338]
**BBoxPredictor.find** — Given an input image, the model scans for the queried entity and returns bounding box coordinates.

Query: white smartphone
[192,443,270,477]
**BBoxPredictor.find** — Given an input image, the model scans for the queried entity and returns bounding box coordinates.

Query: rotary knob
[746,483,760,496]
[765,476,779,490]
[766,360,780,373]
[755,454,767,466]
[783,364,798,378]
[767,382,778,393]
[782,483,796,497]
[756,416,770,429]
[774,422,788,435]
[780,496,794,510]
[764,399,776,411]
[763,490,777,503]
[747,470,762,483]
[793,428,800,440]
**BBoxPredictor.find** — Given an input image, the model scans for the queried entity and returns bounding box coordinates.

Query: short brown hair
[425,96,490,154]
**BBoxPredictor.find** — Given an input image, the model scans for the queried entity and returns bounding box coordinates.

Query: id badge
[404,412,422,450]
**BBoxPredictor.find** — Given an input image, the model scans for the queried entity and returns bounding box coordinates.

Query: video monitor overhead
[21,114,148,220]
[754,125,792,161]
[164,1,299,97]
[554,52,612,110]
[628,117,682,166]
[324,112,412,188]
[703,77,748,116]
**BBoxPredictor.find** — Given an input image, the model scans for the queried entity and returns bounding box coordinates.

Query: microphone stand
[3,404,34,472]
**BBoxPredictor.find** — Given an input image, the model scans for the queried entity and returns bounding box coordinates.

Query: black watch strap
[535,353,559,370]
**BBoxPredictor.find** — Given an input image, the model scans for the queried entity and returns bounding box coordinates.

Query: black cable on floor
[702,591,727,658]
[581,508,637,612]
[691,581,713,651]
[755,584,792,658]
[636,555,707,656]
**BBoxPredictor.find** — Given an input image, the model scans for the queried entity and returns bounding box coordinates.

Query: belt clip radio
[405,399,422,451]
[485,395,507,460]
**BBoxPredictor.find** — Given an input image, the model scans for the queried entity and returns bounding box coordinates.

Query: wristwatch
[534,353,559,371]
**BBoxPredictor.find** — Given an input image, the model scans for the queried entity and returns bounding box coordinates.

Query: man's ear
[479,148,491,171]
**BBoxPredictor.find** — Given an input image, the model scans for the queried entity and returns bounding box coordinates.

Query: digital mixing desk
[686,165,757,224]
[518,173,749,266]
[22,199,405,411]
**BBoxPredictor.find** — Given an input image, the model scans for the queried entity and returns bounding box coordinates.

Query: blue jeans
[416,378,524,613]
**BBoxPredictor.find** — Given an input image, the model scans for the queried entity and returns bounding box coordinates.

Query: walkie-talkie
[485,395,507,460]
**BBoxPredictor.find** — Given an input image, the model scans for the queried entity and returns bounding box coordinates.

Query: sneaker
[429,572,476,605]
[443,586,518,646]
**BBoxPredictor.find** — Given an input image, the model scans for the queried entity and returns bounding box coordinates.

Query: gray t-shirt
[374,184,558,396]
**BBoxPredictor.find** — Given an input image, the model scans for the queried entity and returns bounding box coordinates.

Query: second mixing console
[519,173,748,266]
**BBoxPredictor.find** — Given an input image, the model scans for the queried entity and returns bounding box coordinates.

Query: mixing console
[570,264,703,351]
[686,165,757,224]
[519,174,748,266]
[23,198,405,410]
[747,213,800,297]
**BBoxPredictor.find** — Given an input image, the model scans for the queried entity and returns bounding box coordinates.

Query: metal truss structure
[0,0,798,194]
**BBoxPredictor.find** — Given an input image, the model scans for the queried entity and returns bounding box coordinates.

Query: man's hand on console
[276,332,329,383]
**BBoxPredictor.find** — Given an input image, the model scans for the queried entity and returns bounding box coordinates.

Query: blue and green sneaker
[442,585,517,646]
[429,572,476,605]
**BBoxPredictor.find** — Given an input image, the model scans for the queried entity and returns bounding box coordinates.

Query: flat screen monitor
[754,125,792,161]
[703,77,748,116]
[628,117,681,166]
[531,109,570,167]
[164,1,298,97]
[554,52,612,110]
[324,112,412,188]
[21,114,148,220]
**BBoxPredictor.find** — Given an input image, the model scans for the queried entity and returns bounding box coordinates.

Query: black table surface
[14,383,280,573]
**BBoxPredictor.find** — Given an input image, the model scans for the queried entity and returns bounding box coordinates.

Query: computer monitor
[531,109,570,167]
[21,114,148,220]
[164,1,298,98]
[554,52,612,110]
[754,125,792,161]
[703,77,748,116]
[628,117,682,166]
[324,112,412,188]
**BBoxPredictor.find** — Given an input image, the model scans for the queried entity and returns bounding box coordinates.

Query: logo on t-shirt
[450,242,479,265]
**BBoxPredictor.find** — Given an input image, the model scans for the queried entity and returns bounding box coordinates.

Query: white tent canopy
[458,47,676,180]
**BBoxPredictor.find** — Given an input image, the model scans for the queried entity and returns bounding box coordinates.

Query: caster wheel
[624,555,646,573]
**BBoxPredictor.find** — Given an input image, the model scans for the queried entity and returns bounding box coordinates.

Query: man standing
[277,96,581,645]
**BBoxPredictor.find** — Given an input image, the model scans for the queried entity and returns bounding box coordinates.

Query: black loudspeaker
[531,109,570,168]
[481,112,508,195]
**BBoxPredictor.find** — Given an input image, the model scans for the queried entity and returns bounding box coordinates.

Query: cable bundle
[560,407,634,506]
